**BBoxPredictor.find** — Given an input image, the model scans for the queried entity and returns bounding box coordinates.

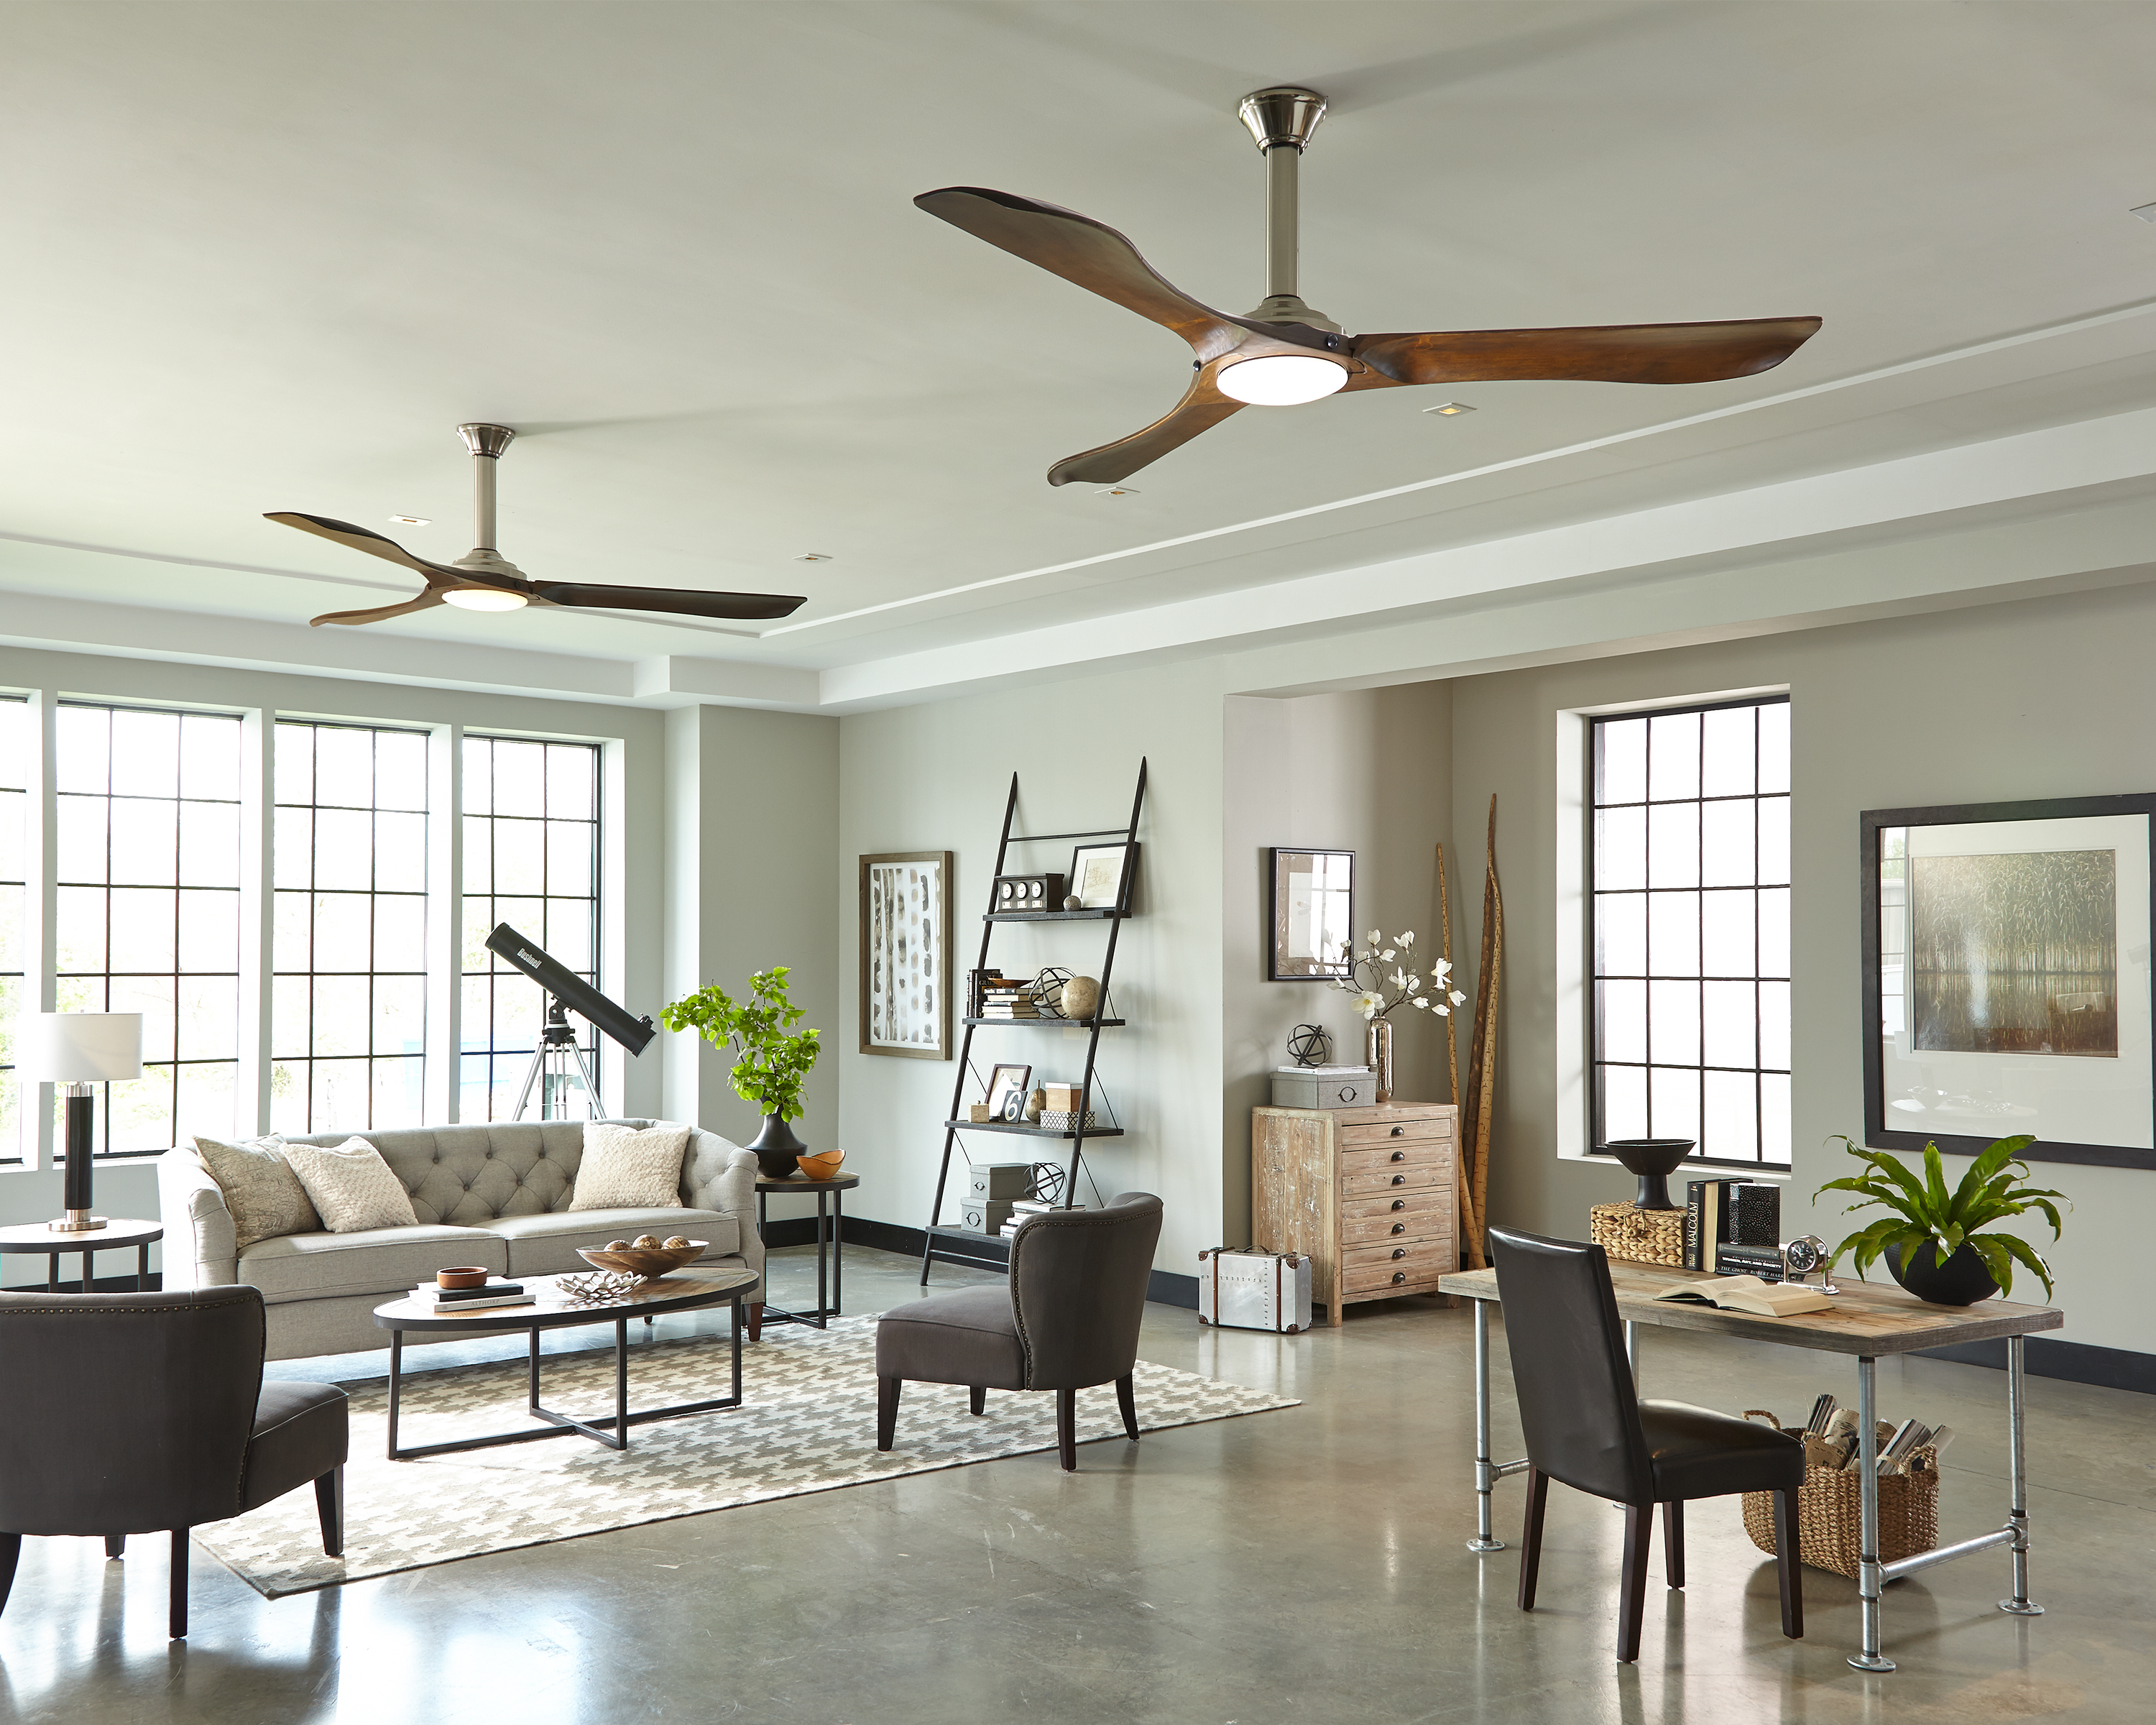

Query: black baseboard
[1915,1335,2156,1396]
[4,1273,163,1296]
[765,1216,1199,1309]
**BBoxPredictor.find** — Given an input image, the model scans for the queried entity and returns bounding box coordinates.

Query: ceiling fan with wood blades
[267,424,807,627]
[917,86,1822,486]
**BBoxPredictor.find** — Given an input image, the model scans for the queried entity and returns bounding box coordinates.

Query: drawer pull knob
[1390,1174,1406,1186]
[1391,1271,1407,1284]
[1391,1222,1406,1235]
[1389,1149,1406,1162]
[1389,1126,1404,1137]
[1390,1198,1406,1211]
[1391,1247,1408,1260]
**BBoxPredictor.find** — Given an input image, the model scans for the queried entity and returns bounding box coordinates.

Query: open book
[1652,1274,1833,1317]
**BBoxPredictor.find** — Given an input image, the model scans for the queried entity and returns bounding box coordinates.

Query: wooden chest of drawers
[1250,1102,1460,1328]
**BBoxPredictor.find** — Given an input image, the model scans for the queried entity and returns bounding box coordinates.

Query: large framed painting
[1268,847,1355,981]
[859,851,953,1060]
[1861,794,2156,1169]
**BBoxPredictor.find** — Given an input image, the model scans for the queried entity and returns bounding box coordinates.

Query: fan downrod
[1235,86,1338,334]
[452,422,526,579]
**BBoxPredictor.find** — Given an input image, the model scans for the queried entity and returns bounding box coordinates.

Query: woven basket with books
[1588,1202,1685,1266]
[1738,1410,1940,1580]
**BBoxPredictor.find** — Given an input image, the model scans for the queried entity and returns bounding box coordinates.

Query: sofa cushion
[478,1208,740,1279]
[282,1137,421,1233]
[193,1133,320,1250]
[568,1122,689,1212]
[239,1225,505,1305]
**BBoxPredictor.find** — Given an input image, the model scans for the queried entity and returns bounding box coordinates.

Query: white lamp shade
[23,1012,144,1082]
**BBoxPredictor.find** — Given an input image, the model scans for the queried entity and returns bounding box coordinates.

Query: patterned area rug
[194,1315,1297,1597]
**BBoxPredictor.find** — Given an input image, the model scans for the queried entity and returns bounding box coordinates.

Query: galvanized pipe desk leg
[2001,1333,2044,1616]
[1849,1354,1894,1672]
[1468,1299,1506,1552]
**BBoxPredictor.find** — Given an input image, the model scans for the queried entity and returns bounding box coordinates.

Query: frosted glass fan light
[1215,354,1350,406]
[443,587,529,612]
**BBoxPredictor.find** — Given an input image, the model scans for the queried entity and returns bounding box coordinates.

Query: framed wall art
[985,1062,1032,1122]
[1861,794,2156,1169]
[1068,840,1139,912]
[1268,847,1355,980]
[859,850,953,1060]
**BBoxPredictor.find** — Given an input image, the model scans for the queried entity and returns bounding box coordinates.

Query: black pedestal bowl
[1600,1138,1695,1211]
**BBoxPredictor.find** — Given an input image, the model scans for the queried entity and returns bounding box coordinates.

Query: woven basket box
[1738,1411,1940,1580]
[1588,1202,1685,1267]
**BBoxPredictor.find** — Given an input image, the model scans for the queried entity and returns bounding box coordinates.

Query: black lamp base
[49,1089,105,1233]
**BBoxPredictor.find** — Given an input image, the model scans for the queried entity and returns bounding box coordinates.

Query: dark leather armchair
[0,1287,349,1639]
[876,1192,1163,1471]
[1488,1226,1804,1663]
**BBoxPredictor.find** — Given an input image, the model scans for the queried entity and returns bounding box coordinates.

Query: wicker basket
[1588,1202,1685,1266]
[1738,1410,1940,1580]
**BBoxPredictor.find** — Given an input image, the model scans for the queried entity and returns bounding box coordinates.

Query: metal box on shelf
[967,1163,1036,1202]
[1270,1066,1378,1110]
[959,1199,1015,1235]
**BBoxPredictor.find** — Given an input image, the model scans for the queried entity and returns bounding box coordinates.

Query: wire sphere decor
[1287,1024,1334,1068]
[1028,967,1075,1019]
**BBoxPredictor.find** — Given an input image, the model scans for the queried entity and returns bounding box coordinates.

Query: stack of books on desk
[410,1279,533,1311]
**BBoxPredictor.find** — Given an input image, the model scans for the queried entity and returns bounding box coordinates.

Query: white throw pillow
[193,1133,321,1251]
[281,1136,421,1233]
[570,1122,691,1212]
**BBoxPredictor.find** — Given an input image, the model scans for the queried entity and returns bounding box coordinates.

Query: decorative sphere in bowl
[576,1239,708,1281]
[795,1149,847,1181]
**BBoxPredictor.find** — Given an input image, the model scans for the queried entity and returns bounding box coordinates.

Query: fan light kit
[267,425,808,628]
[917,85,1820,484]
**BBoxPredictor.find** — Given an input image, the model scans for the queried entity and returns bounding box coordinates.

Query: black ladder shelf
[919,758,1147,1284]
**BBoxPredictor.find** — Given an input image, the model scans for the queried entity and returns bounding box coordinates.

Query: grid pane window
[1592,697,1790,1167]
[53,702,242,1153]
[271,722,428,1133]
[0,696,27,1162]
[459,737,600,1121]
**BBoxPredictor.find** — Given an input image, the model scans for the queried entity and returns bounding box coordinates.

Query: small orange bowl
[795,1150,847,1181]
[436,1266,491,1289]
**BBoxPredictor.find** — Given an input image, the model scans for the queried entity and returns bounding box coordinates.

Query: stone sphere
[1060,975,1101,1021]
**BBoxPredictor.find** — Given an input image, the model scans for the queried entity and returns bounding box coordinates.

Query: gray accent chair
[0,1287,347,1639]
[875,1192,1164,1471]
[158,1118,765,1359]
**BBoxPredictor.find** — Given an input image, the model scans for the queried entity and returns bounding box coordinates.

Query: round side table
[754,1172,860,1330]
[0,1218,162,1294]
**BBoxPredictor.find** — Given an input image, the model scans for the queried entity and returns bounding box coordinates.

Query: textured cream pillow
[280,1136,420,1233]
[569,1122,691,1212]
[193,1133,321,1251]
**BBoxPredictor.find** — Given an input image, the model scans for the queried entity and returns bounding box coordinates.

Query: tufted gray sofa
[157,1118,763,1361]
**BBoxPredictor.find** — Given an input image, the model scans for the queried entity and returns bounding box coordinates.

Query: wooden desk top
[1437,1261,2063,1357]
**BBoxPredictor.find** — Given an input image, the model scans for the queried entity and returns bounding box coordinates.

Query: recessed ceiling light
[2133,202,2156,224]
[388,515,430,525]
[1095,487,1140,497]
[795,553,833,562]
[1424,402,1476,417]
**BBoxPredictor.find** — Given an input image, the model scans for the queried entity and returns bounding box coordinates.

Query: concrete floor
[1,1243,2149,1724]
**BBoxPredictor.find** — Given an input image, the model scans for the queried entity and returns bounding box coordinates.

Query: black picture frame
[1067,841,1139,912]
[1861,793,2156,1170]
[985,1062,1032,1122]
[1268,847,1356,981]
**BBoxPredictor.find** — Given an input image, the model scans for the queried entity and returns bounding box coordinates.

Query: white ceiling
[6,1,2156,709]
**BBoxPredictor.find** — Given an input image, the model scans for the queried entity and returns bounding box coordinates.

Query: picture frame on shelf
[1068,841,1139,911]
[985,1062,1033,1123]
[1861,793,2156,1169]
[859,850,954,1061]
[1268,847,1355,981]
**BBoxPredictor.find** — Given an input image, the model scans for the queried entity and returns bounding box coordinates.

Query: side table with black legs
[755,1172,858,1330]
[0,1217,162,1293]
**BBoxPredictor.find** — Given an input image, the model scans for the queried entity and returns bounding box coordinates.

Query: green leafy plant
[1815,1133,2068,1300]
[659,967,821,1122]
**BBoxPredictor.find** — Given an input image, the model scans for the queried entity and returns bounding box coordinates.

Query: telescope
[483,923,654,1118]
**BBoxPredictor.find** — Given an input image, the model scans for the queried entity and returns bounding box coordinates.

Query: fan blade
[309,589,448,627]
[266,512,462,582]
[1348,316,1821,387]
[1047,367,1245,486]
[917,187,1250,362]
[529,584,807,621]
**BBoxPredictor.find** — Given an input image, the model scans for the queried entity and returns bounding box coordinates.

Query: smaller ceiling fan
[918,86,1823,485]
[267,425,807,627]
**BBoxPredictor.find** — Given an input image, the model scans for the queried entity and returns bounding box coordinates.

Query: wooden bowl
[436,1266,492,1289]
[794,1149,847,1181]
[576,1240,707,1282]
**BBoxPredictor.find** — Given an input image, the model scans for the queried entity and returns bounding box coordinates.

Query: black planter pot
[1600,1138,1695,1210]
[1886,1238,1999,1307]
[747,1113,808,1179]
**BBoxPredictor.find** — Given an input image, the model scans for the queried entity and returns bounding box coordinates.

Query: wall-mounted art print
[1268,847,1355,980]
[859,851,953,1060]
[1861,794,2156,1170]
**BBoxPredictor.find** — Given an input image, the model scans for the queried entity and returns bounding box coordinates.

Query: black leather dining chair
[0,1287,349,1639]
[1487,1225,1804,1663]
[875,1192,1164,1471]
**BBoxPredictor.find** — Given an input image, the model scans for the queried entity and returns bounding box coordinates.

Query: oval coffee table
[371,1266,757,1460]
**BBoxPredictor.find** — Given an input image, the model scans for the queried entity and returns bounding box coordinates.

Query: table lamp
[24,1012,142,1233]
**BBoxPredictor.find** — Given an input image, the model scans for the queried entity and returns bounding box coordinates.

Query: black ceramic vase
[1886,1238,1999,1307]
[747,1113,808,1179]
[1601,1138,1695,1210]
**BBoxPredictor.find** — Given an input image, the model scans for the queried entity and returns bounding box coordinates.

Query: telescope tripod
[512,998,606,1121]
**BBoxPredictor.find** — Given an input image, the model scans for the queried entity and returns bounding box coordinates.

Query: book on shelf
[1651,1274,1831,1317]
[1684,1178,1742,1272]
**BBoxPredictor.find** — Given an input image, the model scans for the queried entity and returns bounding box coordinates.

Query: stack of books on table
[409,1278,533,1312]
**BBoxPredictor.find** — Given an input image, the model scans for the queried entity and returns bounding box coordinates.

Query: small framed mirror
[1269,847,1355,981]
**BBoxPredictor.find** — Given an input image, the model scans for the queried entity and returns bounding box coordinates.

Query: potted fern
[660,967,821,1177]
[1815,1133,2068,1305]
